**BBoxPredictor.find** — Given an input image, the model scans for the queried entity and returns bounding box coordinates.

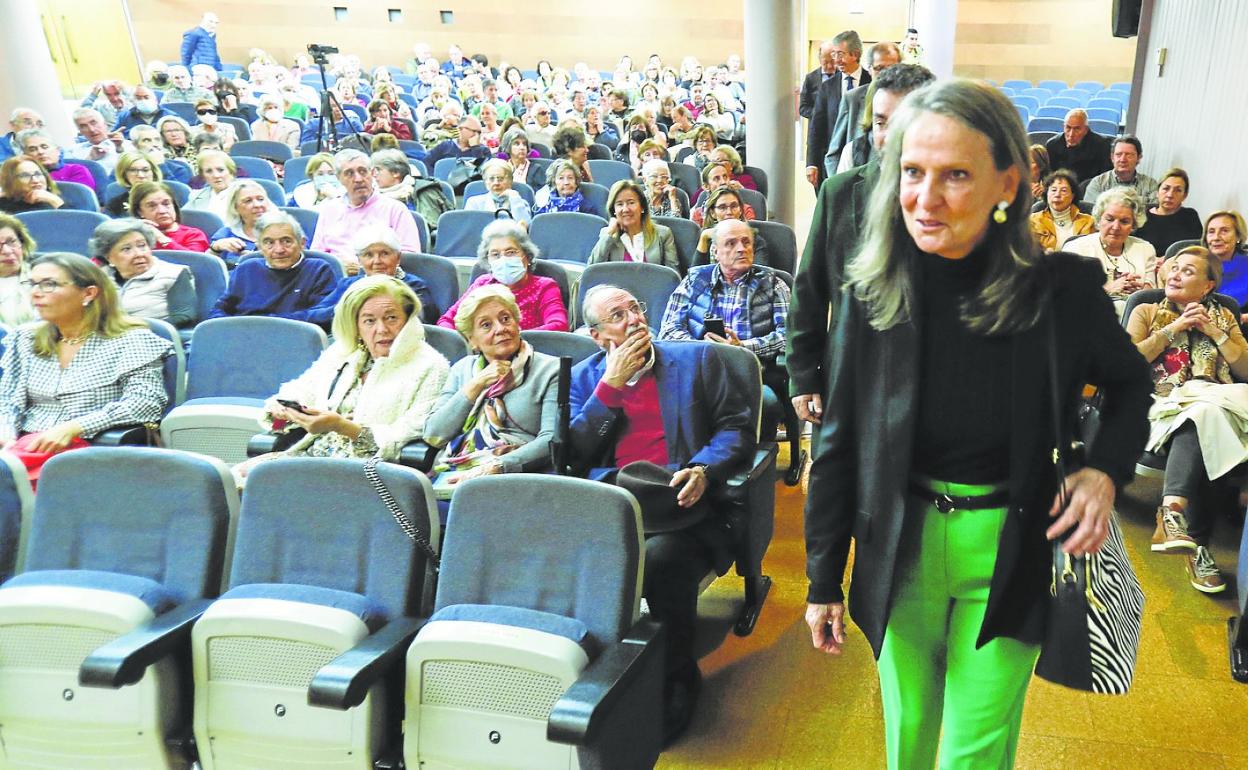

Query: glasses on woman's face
[713,201,742,214]
[486,247,523,260]
[14,172,42,182]
[20,278,70,293]
[0,237,24,252]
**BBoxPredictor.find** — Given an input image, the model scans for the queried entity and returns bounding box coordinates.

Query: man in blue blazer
[570,284,755,744]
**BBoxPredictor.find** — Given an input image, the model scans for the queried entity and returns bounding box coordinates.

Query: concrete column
[745,0,800,226]
[0,0,76,143]
[912,0,959,79]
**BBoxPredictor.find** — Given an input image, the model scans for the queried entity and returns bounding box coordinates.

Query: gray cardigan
[423,349,560,473]
[587,223,681,273]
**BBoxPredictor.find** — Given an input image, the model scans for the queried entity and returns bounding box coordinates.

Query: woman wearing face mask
[464,159,533,226]
[250,94,301,150]
[425,284,561,489]
[190,100,236,151]
[532,159,603,217]
[437,220,567,332]
[290,153,345,210]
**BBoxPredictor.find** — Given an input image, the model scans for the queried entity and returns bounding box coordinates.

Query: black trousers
[644,529,715,677]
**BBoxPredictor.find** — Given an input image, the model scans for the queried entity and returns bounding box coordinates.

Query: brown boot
[1151,503,1197,553]
[1186,546,1226,593]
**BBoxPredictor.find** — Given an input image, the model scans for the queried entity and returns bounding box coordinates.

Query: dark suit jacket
[570,341,757,570]
[798,68,827,121]
[1045,132,1111,187]
[824,82,871,176]
[786,158,879,398]
[804,253,1152,658]
[806,70,872,178]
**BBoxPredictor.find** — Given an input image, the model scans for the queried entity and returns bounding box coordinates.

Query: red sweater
[161,224,210,252]
[595,373,668,467]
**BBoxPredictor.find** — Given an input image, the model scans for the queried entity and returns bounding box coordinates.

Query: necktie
[845,75,855,92]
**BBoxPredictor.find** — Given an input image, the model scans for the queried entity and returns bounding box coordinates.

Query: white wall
[1131,0,1248,218]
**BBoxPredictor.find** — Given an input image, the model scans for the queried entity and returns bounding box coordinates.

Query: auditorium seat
[575,261,680,331]
[529,211,606,265]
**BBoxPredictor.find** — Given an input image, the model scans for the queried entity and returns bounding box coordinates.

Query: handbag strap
[363,456,440,572]
[1045,271,1071,515]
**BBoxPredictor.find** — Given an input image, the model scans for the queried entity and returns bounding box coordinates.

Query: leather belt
[908,483,1010,513]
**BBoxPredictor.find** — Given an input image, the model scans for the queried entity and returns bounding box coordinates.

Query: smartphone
[703,316,726,338]
[276,398,311,414]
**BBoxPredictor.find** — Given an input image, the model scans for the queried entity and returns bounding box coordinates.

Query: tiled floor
[658,447,1248,769]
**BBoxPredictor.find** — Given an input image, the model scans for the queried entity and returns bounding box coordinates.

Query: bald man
[1044,109,1111,186]
[180,11,222,70]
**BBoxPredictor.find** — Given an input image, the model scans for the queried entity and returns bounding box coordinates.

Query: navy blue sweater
[292,270,437,328]
[209,256,337,319]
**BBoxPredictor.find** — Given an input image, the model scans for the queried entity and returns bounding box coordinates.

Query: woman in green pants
[802,79,1153,769]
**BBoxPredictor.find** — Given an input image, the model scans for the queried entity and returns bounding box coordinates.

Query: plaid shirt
[0,327,171,441]
[659,263,789,360]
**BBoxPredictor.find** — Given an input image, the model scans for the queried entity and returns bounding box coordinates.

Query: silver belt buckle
[934,494,956,513]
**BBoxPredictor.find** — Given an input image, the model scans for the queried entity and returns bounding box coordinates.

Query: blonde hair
[453,284,521,347]
[331,275,421,355]
[30,253,145,357]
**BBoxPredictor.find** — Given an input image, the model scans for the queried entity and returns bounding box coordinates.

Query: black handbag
[1033,302,1144,694]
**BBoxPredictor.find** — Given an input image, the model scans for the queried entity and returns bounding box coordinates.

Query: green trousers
[877,479,1040,770]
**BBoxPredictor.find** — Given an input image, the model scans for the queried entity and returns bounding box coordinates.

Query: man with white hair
[310,150,424,264]
[0,108,43,162]
[180,11,222,71]
[164,65,213,104]
[65,107,131,173]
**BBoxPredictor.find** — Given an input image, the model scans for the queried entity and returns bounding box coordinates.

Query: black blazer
[798,68,825,121]
[786,158,878,397]
[806,70,871,176]
[804,253,1152,658]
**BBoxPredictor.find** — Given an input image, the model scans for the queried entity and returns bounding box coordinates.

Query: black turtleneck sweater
[912,247,1013,483]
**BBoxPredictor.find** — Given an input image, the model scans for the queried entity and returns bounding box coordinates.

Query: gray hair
[1092,187,1148,230]
[351,224,401,257]
[88,218,156,263]
[255,209,305,241]
[832,30,864,57]
[479,158,513,180]
[129,124,160,142]
[1064,108,1088,123]
[369,149,411,180]
[641,158,669,178]
[846,78,1042,335]
[222,180,270,229]
[71,107,104,124]
[168,65,190,78]
[332,148,369,173]
[16,128,54,150]
[476,219,540,261]
[453,284,522,343]
[581,283,632,328]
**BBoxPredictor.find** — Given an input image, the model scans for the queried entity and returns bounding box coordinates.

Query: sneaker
[1186,546,1226,593]
[1152,504,1197,553]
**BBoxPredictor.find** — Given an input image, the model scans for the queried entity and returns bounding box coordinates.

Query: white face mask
[199,112,218,126]
[490,255,527,286]
[135,99,158,114]
[263,108,282,122]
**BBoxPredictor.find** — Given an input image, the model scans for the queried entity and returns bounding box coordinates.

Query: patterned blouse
[0,326,172,441]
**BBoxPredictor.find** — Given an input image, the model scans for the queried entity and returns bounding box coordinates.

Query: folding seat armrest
[247,430,306,457]
[547,617,664,746]
[79,598,213,688]
[398,440,438,471]
[724,445,778,490]
[308,615,427,710]
[91,424,152,446]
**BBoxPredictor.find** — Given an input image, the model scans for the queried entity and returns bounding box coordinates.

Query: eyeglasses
[713,201,742,213]
[595,301,647,327]
[20,279,70,293]
[196,108,218,116]
[14,172,42,182]
[485,247,524,260]
[0,237,24,252]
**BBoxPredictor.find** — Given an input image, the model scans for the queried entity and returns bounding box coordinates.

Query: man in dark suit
[804,30,869,190]
[788,63,936,430]
[824,41,902,177]
[570,284,754,744]
[1044,108,1111,186]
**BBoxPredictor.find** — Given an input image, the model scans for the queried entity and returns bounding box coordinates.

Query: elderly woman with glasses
[437,219,567,332]
[0,253,171,481]
[1065,186,1157,315]
[588,180,681,273]
[129,181,210,252]
[207,180,272,264]
[184,149,237,220]
[693,187,770,267]
[464,158,533,226]
[424,284,561,488]
[90,218,197,328]
[0,213,36,326]
[104,151,163,217]
[236,275,449,483]
[641,158,685,218]
[157,116,198,170]
[0,157,63,214]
